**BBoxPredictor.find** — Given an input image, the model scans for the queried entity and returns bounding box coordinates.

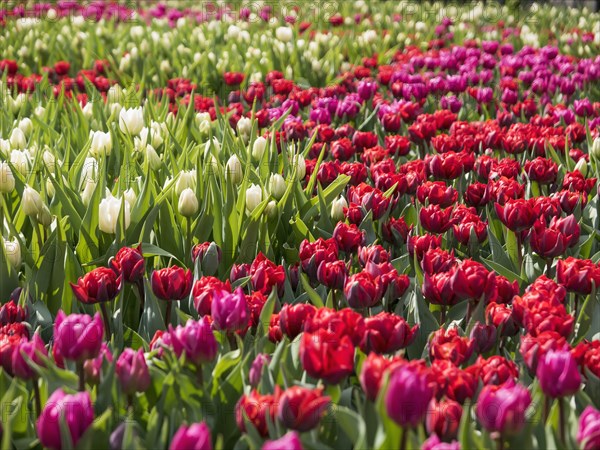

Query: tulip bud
[0,162,15,193]
[192,242,221,276]
[170,422,212,450]
[89,130,112,157]
[204,137,221,154]
[123,188,137,208]
[119,107,144,135]
[245,184,262,214]
[18,118,33,136]
[237,116,252,140]
[537,349,581,398]
[195,112,212,134]
[12,333,47,380]
[34,105,46,119]
[269,173,286,200]
[386,364,434,428]
[145,144,162,170]
[265,200,278,220]
[53,311,104,363]
[175,170,196,195]
[225,155,243,184]
[476,381,531,436]
[292,154,306,180]
[211,288,249,332]
[249,353,271,387]
[9,127,26,149]
[10,150,29,176]
[169,317,218,366]
[263,432,302,450]
[81,180,97,206]
[22,185,43,217]
[116,348,151,395]
[276,26,293,42]
[331,195,348,222]
[37,389,94,449]
[577,406,600,450]
[252,136,267,161]
[98,194,131,234]
[591,137,600,159]
[3,237,21,269]
[574,158,588,177]
[178,188,199,217]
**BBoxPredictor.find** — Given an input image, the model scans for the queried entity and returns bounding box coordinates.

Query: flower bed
[1,1,600,449]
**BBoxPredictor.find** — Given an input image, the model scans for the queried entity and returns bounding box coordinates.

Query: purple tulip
[385,364,433,428]
[83,343,113,385]
[116,348,151,395]
[249,353,271,387]
[577,406,600,450]
[12,333,47,380]
[537,349,581,398]
[262,431,303,450]
[170,422,212,450]
[476,381,531,436]
[422,434,461,450]
[357,79,377,101]
[169,317,218,366]
[37,389,94,450]
[469,322,497,354]
[53,311,104,363]
[210,287,249,332]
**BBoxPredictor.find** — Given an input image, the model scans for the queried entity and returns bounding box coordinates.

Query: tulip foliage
[2,2,600,450]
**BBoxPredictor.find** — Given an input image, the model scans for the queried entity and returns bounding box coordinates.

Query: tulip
[0,162,15,193]
[426,398,463,441]
[236,388,282,437]
[119,107,144,135]
[333,222,365,253]
[88,130,112,157]
[269,173,286,200]
[292,154,306,180]
[151,266,193,301]
[249,253,286,297]
[12,333,47,380]
[175,170,196,195]
[537,349,581,398]
[476,381,531,436]
[249,353,271,387]
[277,386,330,432]
[422,435,460,450]
[2,236,21,269]
[22,185,43,217]
[262,431,303,450]
[225,154,243,184]
[494,199,536,232]
[429,327,475,366]
[386,364,434,428]
[591,137,600,159]
[279,303,317,339]
[229,263,249,284]
[0,299,27,325]
[210,287,249,332]
[469,323,497,354]
[360,312,418,354]
[98,194,131,234]
[577,406,600,450]
[275,26,293,42]
[252,136,267,160]
[170,422,212,450]
[330,195,348,222]
[110,245,145,283]
[245,184,262,214]
[37,389,94,450]
[169,318,218,367]
[83,343,113,385]
[192,276,231,316]
[53,311,104,364]
[431,360,477,404]
[115,348,151,396]
[299,238,339,281]
[70,267,122,304]
[191,242,222,276]
[556,257,600,295]
[300,329,355,384]
[178,188,199,217]
[9,127,26,149]
[344,271,382,309]
[476,355,519,386]
[317,260,347,290]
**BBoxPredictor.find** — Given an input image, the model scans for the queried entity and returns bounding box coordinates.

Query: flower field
[2,1,600,449]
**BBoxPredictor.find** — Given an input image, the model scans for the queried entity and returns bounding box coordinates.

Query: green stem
[543,395,551,424]
[77,361,85,392]
[399,427,408,450]
[135,279,145,316]
[100,302,112,340]
[165,301,172,328]
[33,379,41,418]
[558,397,566,445]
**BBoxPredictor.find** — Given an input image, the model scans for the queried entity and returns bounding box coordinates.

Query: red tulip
[344,271,382,309]
[151,266,193,301]
[473,355,519,386]
[557,257,600,295]
[298,238,338,281]
[300,329,355,384]
[429,327,475,366]
[317,260,347,290]
[70,267,122,304]
[432,360,477,404]
[524,157,558,184]
[191,276,231,316]
[494,198,537,232]
[450,259,496,302]
[0,300,27,325]
[332,222,365,253]
[236,388,281,437]
[250,253,285,296]
[277,386,330,432]
[419,204,456,234]
[110,245,145,283]
[359,312,418,354]
[279,303,317,340]
[426,398,463,441]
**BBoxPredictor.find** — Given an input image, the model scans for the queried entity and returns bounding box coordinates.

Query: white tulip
[80,157,98,187]
[195,112,211,134]
[81,180,97,206]
[43,150,57,172]
[82,103,94,119]
[22,185,43,217]
[276,27,293,43]
[145,144,162,170]
[123,188,137,208]
[291,154,306,180]
[178,188,199,217]
[46,177,55,199]
[225,155,243,185]
[176,170,196,195]
[331,196,348,222]
[245,184,262,214]
[89,130,112,157]
[10,150,29,176]
[252,136,267,161]
[237,117,252,139]
[119,107,144,136]
[9,128,26,149]
[34,105,46,118]
[269,173,286,200]
[18,118,33,136]
[0,162,15,193]
[205,137,221,154]
[575,158,588,177]
[2,237,21,269]
[98,194,131,234]
[0,139,10,156]
[591,137,600,159]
